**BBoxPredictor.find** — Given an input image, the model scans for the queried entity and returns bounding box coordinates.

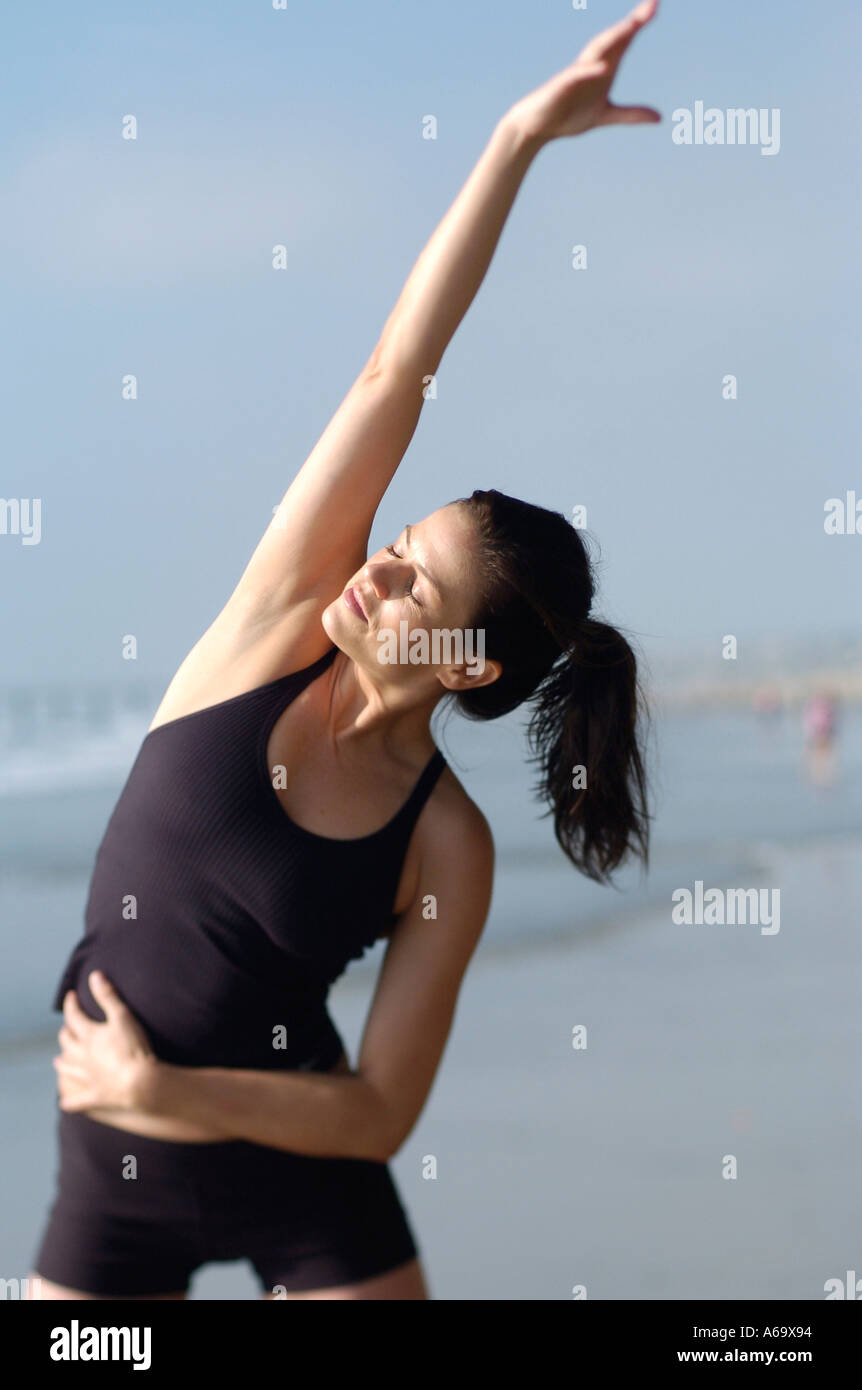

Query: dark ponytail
[449,489,652,885]
[527,614,651,883]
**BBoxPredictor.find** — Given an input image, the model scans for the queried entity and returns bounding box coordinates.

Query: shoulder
[422,760,495,887]
[391,761,494,966]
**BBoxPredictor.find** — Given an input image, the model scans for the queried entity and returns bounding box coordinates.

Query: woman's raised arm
[215,0,660,645]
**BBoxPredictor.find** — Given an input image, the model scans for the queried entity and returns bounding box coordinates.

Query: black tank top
[51,645,447,1073]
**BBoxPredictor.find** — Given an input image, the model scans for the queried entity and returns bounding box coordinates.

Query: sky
[1,0,859,686]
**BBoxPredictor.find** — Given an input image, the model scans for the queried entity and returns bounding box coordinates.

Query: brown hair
[450,488,652,884]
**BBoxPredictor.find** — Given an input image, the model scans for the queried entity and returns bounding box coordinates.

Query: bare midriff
[80,1051,353,1143]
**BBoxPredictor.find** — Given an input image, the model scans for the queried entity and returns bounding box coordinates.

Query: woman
[30,0,658,1302]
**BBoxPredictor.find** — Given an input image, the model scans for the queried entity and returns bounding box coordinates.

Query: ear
[436,658,502,694]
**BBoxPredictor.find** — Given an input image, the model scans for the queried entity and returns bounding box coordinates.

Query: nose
[363,558,397,598]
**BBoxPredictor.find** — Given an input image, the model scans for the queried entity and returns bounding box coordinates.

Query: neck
[324,649,440,763]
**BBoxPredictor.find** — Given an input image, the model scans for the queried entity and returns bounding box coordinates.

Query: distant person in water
[802,691,839,786]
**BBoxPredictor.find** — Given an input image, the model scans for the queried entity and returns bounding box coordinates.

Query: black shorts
[32,1110,419,1297]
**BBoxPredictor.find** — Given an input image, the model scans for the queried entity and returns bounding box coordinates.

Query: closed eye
[386,544,423,607]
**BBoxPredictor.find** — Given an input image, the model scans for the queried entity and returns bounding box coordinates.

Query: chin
[321,597,367,659]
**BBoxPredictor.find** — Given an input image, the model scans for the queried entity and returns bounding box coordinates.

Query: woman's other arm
[56,802,495,1161]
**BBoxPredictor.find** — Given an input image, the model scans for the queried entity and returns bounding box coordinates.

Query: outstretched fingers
[598,102,662,127]
[582,0,659,71]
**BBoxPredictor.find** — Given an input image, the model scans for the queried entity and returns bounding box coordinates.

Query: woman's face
[323,503,495,692]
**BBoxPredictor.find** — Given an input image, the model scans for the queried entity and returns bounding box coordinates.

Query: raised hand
[507,0,661,144]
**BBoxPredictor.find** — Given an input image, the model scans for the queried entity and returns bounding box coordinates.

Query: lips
[344,586,368,622]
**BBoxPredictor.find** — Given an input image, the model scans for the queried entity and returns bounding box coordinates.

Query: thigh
[262,1256,429,1301]
[26,1274,187,1301]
